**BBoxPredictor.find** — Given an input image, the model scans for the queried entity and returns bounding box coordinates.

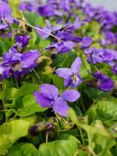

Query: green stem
[78,127,85,145]
[14,18,61,42]
[32,68,40,82]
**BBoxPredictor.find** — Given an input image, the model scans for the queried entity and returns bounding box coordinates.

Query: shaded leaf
[16,95,46,117]
[8,143,38,156]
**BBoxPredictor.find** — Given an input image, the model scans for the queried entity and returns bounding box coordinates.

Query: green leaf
[8,0,22,18]
[14,83,39,99]
[87,98,117,124]
[39,39,51,50]
[84,21,100,37]
[38,135,79,156]
[68,109,80,126]
[11,84,46,117]
[0,118,35,155]
[36,56,53,83]
[52,74,64,91]
[23,11,45,26]
[84,87,110,101]
[15,95,46,117]
[60,52,77,68]
[8,143,38,156]
[0,38,12,54]
[82,120,116,156]
[77,149,90,156]
[96,99,117,121]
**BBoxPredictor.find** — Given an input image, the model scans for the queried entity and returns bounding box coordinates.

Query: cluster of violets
[0,0,117,117]
[0,35,40,80]
[0,1,13,33]
[83,3,117,45]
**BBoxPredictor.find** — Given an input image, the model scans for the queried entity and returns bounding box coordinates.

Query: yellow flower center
[71,74,78,81]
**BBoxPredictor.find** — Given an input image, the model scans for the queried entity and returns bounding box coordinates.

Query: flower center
[71,74,78,81]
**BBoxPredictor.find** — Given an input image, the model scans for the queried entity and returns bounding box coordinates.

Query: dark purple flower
[56,31,82,42]
[84,47,99,64]
[34,84,80,116]
[15,35,30,48]
[102,31,117,45]
[112,64,117,75]
[57,41,76,53]
[103,50,114,65]
[0,47,40,79]
[56,57,82,88]
[46,41,76,53]
[0,65,10,80]
[38,5,54,17]
[19,1,37,12]
[2,47,22,65]
[80,37,92,48]
[94,72,114,92]
[84,48,114,65]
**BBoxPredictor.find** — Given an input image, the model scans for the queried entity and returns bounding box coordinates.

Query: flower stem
[14,18,61,42]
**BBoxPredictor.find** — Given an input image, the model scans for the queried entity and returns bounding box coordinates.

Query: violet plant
[0,0,116,156]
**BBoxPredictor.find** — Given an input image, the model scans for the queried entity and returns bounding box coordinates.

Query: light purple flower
[74,16,85,29]
[34,84,80,116]
[0,24,9,30]
[35,20,62,39]
[56,57,82,88]
[20,50,40,69]
[35,26,52,39]
[0,1,13,24]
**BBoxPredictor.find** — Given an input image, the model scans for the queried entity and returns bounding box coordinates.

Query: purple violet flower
[56,31,82,42]
[80,37,92,48]
[0,65,10,81]
[12,50,41,76]
[74,16,85,29]
[56,57,82,88]
[35,20,62,39]
[15,35,30,48]
[84,47,114,65]
[20,50,40,69]
[34,84,80,116]
[94,72,114,92]
[46,41,76,53]
[0,1,13,24]
[0,48,40,80]
[19,1,38,12]
[38,4,54,17]
[35,26,52,39]
[112,64,117,75]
